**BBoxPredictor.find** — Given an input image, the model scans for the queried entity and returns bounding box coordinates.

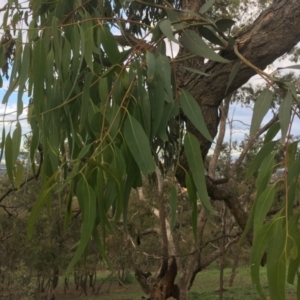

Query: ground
[54,267,297,300]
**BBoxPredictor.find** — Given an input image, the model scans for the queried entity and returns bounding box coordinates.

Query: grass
[57,267,297,300]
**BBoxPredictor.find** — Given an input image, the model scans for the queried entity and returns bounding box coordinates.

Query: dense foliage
[1,0,300,299]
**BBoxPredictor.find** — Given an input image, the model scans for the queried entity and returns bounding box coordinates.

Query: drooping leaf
[278,65,300,70]
[65,178,97,276]
[186,173,198,242]
[250,89,273,136]
[180,89,212,142]
[14,163,24,190]
[184,133,213,212]
[199,0,215,14]
[124,115,156,176]
[253,185,275,233]
[267,219,286,300]
[158,101,179,142]
[5,133,14,184]
[246,141,277,178]
[226,61,240,94]
[255,153,274,188]
[182,30,229,63]
[251,222,274,300]
[100,26,120,64]
[159,19,179,44]
[148,74,165,138]
[264,122,280,144]
[215,19,236,32]
[199,26,225,47]
[155,54,173,102]
[84,26,95,72]
[279,90,293,142]
[183,67,210,77]
[32,38,46,123]
[146,51,156,82]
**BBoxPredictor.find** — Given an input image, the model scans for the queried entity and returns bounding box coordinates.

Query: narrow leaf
[65,179,96,276]
[264,122,280,144]
[246,141,277,178]
[146,51,155,82]
[159,19,179,44]
[250,89,274,136]
[180,90,212,142]
[253,185,275,233]
[279,90,293,142]
[182,30,229,63]
[225,62,240,94]
[186,173,198,242]
[124,115,156,176]
[199,0,215,14]
[184,133,213,212]
[251,222,274,300]
[183,67,210,77]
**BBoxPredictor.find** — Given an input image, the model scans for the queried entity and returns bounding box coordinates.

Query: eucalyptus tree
[1,0,300,299]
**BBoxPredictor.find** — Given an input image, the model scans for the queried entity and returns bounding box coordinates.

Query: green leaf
[149,75,165,138]
[182,30,229,63]
[183,67,210,77]
[278,65,300,70]
[33,39,46,123]
[279,90,293,142]
[0,127,5,162]
[124,115,156,176]
[226,62,240,94]
[199,0,215,14]
[52,17,62,74]
[84,26,95,72]
[170,185,177,230]
[80,72,93,131]
[215,19,235,32]
[14,163,24,190]
[180,90,212,142]
[253,185,275,233]
[65,178,97,277]
[146,51,155,82]
[199,26,225,47]
[27,173,57,238]
[184,133,213,212]
[251,222,274,300]
[250,89,273,136]
[264,122,280,144]
[267,219,286,300]
[155,54,173,102]
[12,122,22,165]
[5,133,14,184]
[186,173,198,242]
[158,102,179,142]
[246,141,277,178]
[28,187,53,237]
[159,19,179,44]
[255,153,274,188]
[100,26,120,64]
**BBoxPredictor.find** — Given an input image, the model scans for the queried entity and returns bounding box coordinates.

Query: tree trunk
[176,0,300,198]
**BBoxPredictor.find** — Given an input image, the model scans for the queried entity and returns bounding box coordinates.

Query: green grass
[58,267,297,300]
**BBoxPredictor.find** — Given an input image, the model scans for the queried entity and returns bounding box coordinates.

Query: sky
[0,0,299,158]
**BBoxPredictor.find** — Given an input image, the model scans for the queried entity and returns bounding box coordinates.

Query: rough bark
[132,1,300,299]
[176,0,300,160]
[176,0,300,233]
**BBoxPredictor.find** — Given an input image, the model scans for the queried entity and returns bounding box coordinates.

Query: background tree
[0,0,300,299]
